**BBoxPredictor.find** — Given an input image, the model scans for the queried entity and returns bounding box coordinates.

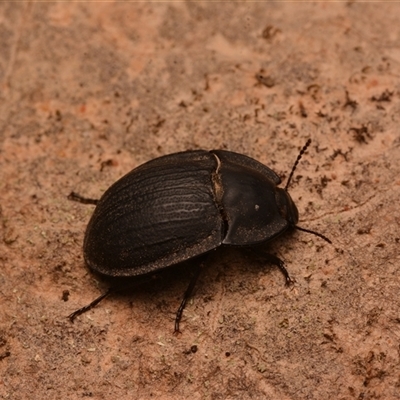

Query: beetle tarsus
[259,253,294,285]
[68,288,112,322]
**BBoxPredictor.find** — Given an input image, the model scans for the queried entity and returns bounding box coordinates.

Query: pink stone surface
[1,3,400,399]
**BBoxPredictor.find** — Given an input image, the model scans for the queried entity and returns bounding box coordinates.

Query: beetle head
[276,188,299,227]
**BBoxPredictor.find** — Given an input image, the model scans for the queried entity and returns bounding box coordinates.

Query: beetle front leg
[262,253,295,286]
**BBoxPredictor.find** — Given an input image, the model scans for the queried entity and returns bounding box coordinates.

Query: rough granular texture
[1,3,400,399]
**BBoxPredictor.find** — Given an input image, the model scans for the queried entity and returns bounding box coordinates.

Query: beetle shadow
[213,243,292,285]
[69,232,300,328]
[74,258,207,322]
[92,259,201,293]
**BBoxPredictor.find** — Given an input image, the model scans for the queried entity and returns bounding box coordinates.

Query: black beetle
[68,139,331,332]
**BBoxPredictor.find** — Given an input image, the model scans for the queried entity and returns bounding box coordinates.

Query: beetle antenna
[295,225,332,244]
[285,139,312,191]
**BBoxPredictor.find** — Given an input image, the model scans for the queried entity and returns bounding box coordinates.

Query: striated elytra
[69,139,331,332]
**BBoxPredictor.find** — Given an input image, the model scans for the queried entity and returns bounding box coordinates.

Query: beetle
[68,139,331,332]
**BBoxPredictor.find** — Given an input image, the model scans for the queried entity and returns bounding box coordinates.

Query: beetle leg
[174,261,204,334]
[68,288,112,322]
[67,191,99,205]
[262,253,295,286]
